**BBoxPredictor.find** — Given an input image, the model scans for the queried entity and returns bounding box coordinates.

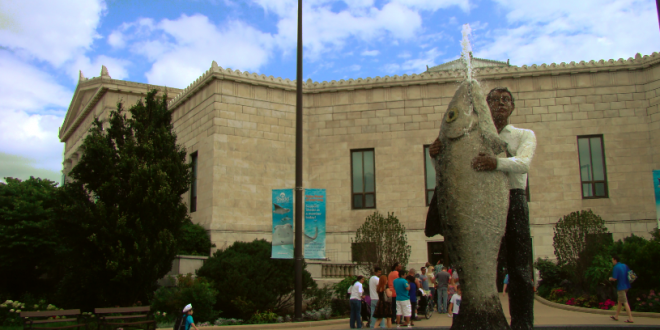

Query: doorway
[427,241,448,268]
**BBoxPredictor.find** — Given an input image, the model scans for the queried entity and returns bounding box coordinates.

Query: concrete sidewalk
[306,295,660,330]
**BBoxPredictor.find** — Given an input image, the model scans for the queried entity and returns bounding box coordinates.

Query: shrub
[305,285,333,310]
[534,258,563,289]
[552,210,611,293]
[631,290,660,313]
[177,220,215,256]
[151,274,218,323]
[352,212,411,276]
[246,310,278,324]
[598,299,615,310]
[196,239,316,320]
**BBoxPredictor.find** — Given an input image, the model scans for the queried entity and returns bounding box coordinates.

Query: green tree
[196,239,316,320]
[55,89,193,308]
[0,177,65,298]
[610,234,660,291]
[177,220,215,256]
[552,210,610,292]
[151,274,219,323]
[351,211,411,275]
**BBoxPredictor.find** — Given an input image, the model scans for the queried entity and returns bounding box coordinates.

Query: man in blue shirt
[393,270,411,327]
[608,255,634,323]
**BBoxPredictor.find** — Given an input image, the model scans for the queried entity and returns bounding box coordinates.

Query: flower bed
[632,290,660,313]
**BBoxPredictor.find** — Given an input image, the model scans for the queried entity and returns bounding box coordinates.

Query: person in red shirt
[388,262,403,324]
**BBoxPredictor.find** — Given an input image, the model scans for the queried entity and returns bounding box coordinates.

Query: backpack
[174,314,187,330]
[628,269,637,283]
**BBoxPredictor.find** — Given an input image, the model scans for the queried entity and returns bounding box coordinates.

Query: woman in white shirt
[348,276,365,328]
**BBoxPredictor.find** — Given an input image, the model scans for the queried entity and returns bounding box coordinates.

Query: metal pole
[294,0,304,321]
[657,0,660,33]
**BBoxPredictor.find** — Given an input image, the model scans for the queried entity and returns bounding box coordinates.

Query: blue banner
[304,189,326,259]
[272,189,294,259]
[653,171,660,230]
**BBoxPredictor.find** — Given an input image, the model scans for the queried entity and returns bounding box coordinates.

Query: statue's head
[486,87,515,124]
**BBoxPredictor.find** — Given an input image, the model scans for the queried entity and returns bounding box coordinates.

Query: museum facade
[60,52,660,276]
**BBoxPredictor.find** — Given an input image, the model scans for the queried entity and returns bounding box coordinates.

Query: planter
[535,294,660,319]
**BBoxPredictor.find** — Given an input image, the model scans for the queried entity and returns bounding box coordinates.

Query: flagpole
[294,0,304,321]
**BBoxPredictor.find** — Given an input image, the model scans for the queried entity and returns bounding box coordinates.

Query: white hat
[182,304,192,313]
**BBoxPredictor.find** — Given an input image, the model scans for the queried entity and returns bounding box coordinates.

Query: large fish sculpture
[426,79,511,329]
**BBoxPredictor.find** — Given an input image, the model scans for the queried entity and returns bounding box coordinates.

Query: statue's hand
[471,153,497,171]
[429,138,442,157]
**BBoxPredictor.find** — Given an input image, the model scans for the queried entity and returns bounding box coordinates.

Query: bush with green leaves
[196,239,316,320]
[0,177,66,299]
[352,212,411,276]
[151,274,219,323]
[534,258,563,291]
[552,210,611,293]
[177,220,215,256]
[305,285,333,310]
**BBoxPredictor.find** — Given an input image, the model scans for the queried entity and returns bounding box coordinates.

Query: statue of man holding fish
[425,82,536,330]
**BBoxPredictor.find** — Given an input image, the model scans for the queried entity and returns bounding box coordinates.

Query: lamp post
[294,0,304,321]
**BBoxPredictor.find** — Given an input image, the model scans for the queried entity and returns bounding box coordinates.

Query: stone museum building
[60,52,660,279]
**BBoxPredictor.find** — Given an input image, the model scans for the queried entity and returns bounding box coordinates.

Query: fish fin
[481,128,508,155]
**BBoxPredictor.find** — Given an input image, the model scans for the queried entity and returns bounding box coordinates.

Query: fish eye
[446,109,458,123]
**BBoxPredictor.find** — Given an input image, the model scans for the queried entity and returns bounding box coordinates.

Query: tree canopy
[351,211,411,275]
[0,177,65,298]
[55,89,193,308]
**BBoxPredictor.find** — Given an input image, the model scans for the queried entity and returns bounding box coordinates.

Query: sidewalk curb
[535,294,660,319]
[157,318,349,330]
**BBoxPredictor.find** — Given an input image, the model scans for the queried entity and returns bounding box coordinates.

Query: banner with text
[272,189,294,259]
[653,171,660,230]
[304,189,326,259]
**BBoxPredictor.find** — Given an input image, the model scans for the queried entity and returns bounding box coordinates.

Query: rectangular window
[190,152,198,212]
[351,149,376,209]
[423,145,436,206]
[577,135,608,198]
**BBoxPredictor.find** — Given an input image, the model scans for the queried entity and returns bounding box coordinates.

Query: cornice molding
[167,53,660,108]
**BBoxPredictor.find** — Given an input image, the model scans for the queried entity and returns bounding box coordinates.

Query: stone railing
[321,264,356,278]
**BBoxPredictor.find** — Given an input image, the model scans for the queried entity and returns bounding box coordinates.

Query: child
[448,285,462,326]
[183,304,200,330]
[446,282,457,317]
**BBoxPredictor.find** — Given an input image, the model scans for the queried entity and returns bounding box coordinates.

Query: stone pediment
[426,55,512,72]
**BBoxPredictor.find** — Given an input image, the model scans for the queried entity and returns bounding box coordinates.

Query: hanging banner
[272,189,294,259]
[653,171,660,230]
[304,189,326,259]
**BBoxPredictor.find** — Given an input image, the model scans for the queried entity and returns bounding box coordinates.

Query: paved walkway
[309,296,660,329]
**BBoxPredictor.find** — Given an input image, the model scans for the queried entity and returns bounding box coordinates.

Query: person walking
[435,266,450,314]
[388,262,402,324]
[373,275,393,328]
[182,304,200,330]
[407,275,418,326]
[393,270,411,327]
[349,276,365,328]
[502,273,509,297]
[609,255,634,323]
[370,267,386,328]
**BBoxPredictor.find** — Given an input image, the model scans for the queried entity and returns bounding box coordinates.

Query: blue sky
[1,0,659,184]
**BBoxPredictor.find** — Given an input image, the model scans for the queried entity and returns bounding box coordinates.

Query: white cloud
[110,14,274,87]
[252,0,425,60]
[0,0,107,67]
[392,0,470,12]
[0,152,62,185]
[474,0,660,65]
[361,49,380,56]
[0,51,67,173]
[70,54,131,82]
[383,47,443,74]
[349,64,361,71]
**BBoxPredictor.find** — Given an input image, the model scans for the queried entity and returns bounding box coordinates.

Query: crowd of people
[347,259,462,328]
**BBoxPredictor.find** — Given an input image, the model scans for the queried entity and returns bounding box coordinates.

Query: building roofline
[166,52,660,108]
